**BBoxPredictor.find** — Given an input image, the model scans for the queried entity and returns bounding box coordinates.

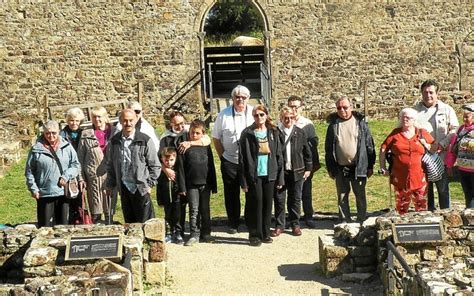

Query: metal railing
[260,62,271,109]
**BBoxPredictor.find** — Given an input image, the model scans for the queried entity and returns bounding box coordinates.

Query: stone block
[23,263,55,277]
[422,248,437,261]
[462,209,474,226]
[149,241,166,262]
[357,228,377,246]
[446,227,468,240]
[341,272,373,284]
[443,212,463,228]
[23,247,58,267]
[355,265,376,273]
[437,246,454,259]
[144,261,166,285]
[94,272,131,295]
[323,257,354,277]
[122,236,143,257]
[375,217,393,230]
[377,230,392,247]
[143,218,166,242]
[131,257,143,292]
[353,255,376,266]
[334,222,360,241]
[453,246,470,257]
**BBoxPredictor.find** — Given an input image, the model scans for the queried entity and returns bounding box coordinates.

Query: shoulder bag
[418,131,444,182]
[49,145,79,199]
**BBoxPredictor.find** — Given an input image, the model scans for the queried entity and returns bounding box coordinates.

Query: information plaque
[65,235,123,260]
[392,222,444,244]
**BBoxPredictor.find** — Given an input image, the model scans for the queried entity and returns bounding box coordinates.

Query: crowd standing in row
[25,80,474,247]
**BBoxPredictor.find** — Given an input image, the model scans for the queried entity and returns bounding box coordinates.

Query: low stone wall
[0,218,167,295]
[319,208,474,295]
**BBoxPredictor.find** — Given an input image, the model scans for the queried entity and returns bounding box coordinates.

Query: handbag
[418,131,444,182]
[48,144,79,199]
[74,191,92,225]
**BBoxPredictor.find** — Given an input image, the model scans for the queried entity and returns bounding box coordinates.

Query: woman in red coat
[379,108,435,214]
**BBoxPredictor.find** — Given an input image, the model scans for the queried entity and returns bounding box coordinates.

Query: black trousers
[302,174,314,220]
[37,196,69,227]
[274,172,303,229]
[245,177,274,240]
[221,158,243,228]
[121,183,155,223]
[163,198,184,234]
[188,184,211,238]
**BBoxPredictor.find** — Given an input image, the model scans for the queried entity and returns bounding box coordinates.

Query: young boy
[177,119,217,246]
[157,147,184,244]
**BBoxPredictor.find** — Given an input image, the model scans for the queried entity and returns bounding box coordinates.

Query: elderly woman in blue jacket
[25,120,80,227]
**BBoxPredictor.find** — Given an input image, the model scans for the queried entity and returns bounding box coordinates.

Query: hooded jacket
[25,137,80,198]
[325,111,376,178]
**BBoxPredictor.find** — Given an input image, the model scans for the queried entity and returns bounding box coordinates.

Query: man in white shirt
[414,80,459,210]
[287,96,321,228]
[212,85,254,234]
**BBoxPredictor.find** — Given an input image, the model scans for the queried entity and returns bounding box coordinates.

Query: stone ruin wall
[0,1,472,124]
[319,208,474,295]
[0,218,167,295]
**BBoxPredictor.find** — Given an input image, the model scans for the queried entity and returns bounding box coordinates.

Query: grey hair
[335,96,352,106]
[231,85,250,98]
[397,108,419,128]
[66,107,85,121]
[43,120,59,131]
[127,100,142,110]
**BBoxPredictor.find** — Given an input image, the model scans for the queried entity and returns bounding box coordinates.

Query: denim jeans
[187,184,211,237]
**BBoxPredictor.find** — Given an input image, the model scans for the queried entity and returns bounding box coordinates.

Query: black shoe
[249,238,261,247]
[262,237,273,244]
[227,227,238,234]
[173,233,184,245]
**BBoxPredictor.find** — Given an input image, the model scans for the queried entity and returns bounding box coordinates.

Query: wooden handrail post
[138,82,143,107]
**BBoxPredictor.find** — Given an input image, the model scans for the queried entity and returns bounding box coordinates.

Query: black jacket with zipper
[278,125,313,182]
[239,125,284,189]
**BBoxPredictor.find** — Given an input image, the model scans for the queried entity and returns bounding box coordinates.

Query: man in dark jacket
[325,96,376,223]
[105,109,161,223]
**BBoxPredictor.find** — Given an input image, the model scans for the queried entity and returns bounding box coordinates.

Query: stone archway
[195,0,272,105]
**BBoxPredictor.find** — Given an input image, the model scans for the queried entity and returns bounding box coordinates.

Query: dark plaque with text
[65,235,123,260]
[392,222,444,244]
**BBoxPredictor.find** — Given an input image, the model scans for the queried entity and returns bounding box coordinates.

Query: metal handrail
[260,62,271,109]
[163,69,204,112]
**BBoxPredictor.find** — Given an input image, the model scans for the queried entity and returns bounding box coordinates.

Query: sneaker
[164,234,172,243]
[184,236,199,246]
[173,233,184,245]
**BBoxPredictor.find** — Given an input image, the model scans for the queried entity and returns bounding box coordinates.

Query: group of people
[25,80,474,247]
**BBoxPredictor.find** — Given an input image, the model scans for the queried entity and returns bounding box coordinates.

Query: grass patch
[0,119,465,225]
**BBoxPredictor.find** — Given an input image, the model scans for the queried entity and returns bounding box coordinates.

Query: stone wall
[319,208,474,295]
[0,1,472,125]
[0,219,167,295]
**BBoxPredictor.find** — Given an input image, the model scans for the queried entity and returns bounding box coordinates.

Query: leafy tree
[204,0,264,45]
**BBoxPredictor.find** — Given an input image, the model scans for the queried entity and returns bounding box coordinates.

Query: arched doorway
[196,0,272,116]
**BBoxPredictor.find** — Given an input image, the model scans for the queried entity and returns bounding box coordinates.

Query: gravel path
[159,220,383,295]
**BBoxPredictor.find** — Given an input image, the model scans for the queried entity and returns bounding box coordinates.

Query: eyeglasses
[253,113,266,118]
[134,110,142,115]
[288,105,301,109]
[337,106,350,111]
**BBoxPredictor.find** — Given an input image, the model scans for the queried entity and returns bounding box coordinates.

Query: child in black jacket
[177,119,217,246]
[157,147,184,245]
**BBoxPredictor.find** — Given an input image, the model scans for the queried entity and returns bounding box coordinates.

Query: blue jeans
[187,184,211,237]
[427,168,450,210]
[459,170,474,208]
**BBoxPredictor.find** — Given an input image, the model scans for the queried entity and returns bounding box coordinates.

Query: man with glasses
[414,80,458,211]
[287,96,321,228]
[212,85,254,234]
[325,96,375,223]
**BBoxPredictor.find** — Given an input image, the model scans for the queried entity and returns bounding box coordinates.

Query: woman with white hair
[77,107,116,224]
[379,108,435,214]
[445,104,474,208]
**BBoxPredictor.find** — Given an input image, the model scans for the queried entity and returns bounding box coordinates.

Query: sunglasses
[253,113,266,118]
[463,106,474,112]
[337,106,350,111]
[134,110,142,115]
